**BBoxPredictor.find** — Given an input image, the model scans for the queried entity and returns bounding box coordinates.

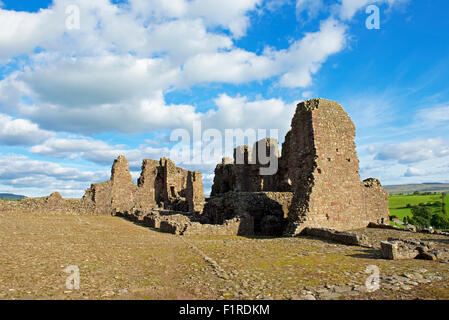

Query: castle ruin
[205,98,388,235]
[82,156,206,215]
[0,98,389,237]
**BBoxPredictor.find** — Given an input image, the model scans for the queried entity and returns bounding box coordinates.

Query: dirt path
[1,212,449,300]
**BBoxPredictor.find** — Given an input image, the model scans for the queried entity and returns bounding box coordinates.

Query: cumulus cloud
[296,0,325,20]
[0,0,412,195]
[20,95,200,134]
[0,113,54,145]
[30,137,170,168]
[374,138,449,164]
[183,18,347,88]
[18,54,180,108]
[338,0,409,21]
[0,155,110,197]
[27,94,295,163]
[203,94,295,136]
[404,167,428,177]
[182,49,276,85]
[0,0,257,61]
[277,18,347,87]
[187,0,262,39]
[0,3,349,137]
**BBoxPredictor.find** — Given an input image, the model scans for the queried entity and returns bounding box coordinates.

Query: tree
[431,214,449,230]
[408,205,433,227]
[442,193,447,216]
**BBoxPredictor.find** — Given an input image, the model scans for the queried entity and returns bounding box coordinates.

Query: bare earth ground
[1,211,449,300]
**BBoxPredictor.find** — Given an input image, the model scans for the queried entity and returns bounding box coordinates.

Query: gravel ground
[1,211,449,300]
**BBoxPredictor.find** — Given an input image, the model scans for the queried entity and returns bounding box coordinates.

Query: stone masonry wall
[135,159,159,206]
[286,99,388,234]
[211,138,281,196]
[203,191,293,236]
[208,98,389,235]
[362,178,390,224]
[110,155,138,213]
[0,192,95,215]
[83,155,205,215]
[186,171,205,213]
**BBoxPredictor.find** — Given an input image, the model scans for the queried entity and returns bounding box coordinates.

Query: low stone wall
[381,238,449,261]
[182,215,254,236]
[118,207,255,236]
[368,222,449,236]
[203,191,293,235]
[301,227,370,246]
[0,192,95,215]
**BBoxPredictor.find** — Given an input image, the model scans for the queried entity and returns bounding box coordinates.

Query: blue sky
[0,0,448,197]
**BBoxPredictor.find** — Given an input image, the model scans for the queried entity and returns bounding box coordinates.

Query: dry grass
[1,211,449,300]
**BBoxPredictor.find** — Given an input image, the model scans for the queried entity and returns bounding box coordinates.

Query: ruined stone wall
[83,155,137,215]
[286,99,362,230]
[0,192,95,215]
[160,157,188,203]
[83,155,204,215]
[182,215,254,236]
[186,171,205,213]
[211,138,281,196]
[84,181,112,214]
[286,99,388,234]
[362,178,390,224]
[208,98,389,235]
[203,191,293,235]
[125,209,254,236]
[110,155,138,213]
[136,159,159,206]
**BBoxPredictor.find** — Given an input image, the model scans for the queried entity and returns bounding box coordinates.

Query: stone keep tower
[286,99,388,234]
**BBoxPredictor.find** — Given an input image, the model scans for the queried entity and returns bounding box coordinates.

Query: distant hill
[384,183,449,194]
[0,193,26,199]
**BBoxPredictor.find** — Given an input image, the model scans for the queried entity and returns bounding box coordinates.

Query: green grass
[389,194,444,220]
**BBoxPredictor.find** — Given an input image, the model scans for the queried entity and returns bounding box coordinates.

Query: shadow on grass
[348,249,382,260]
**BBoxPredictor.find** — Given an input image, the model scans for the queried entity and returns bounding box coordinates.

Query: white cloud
[404,167,428,177]
[30,137,170,167]
[24,96,200,134]
[338,0,372,20]
[416,104,449,123]
[188,0,261,38]
[0,113,54,145]
[0,154,110,197]
[182,49,276,85]
[296,0,325,20]
[144,19,232,64]
[302,91,314,99]
[343,95,396,129]
[203,94,295,136]
[0,0,258,62]
[19,54,180,107]
[338,0,409,21]
[277,18,347,87]
[0,7,60,61]
[183,18,347,88]
[374,138,449,164]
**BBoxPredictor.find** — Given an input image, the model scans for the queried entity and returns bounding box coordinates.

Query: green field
[389,193,445,221]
